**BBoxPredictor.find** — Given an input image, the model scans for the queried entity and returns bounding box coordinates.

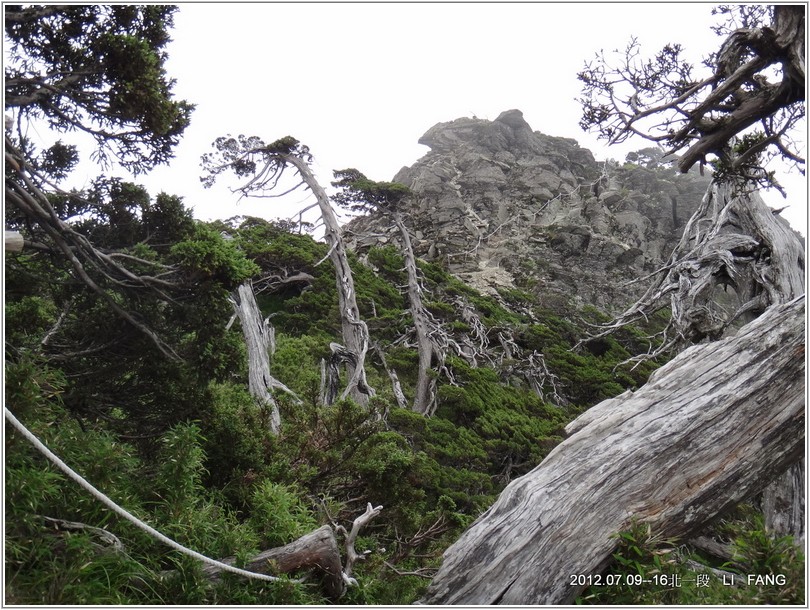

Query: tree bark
[394,212,440,415]
[283,155,374,406]
[763,460,805,545]
[421,296,804,605]
[195,525,345,598]
[190,503,382,600]
[230,281,282,434]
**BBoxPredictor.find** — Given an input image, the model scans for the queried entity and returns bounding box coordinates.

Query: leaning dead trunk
[197,525,344,597]
[283,155,375,406]
[421,296,804,605]
[583,181,805,540]
[394,212,441,415]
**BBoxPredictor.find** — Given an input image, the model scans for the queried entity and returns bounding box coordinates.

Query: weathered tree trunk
[587,182,804,541]
[189,503,382,600]
[197,525,345,598]
[283,155,374,406]
[326,342,358,406]
[230,281,282,434]
[421,296,804,605]
[763,460,805,545]
[394,212,441,415]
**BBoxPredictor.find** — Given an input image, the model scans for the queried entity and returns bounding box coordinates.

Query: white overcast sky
[86,3,807,233]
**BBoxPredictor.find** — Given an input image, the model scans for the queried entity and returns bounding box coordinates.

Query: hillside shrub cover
[5,216,801,604]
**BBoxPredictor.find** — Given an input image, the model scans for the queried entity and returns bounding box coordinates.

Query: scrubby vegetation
[5,5,802,604]
[6,212,800,604]
[580,514,805,605]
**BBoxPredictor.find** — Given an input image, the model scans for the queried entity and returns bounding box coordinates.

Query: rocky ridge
[345,109,712,313]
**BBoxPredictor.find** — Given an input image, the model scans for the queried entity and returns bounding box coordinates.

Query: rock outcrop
[345,109,712,313]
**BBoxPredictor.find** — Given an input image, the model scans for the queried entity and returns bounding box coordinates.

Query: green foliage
[5,5,193,173]
[579,520,683,605]
[170,223,260,289]
[5,189,254,435]
[143,192,196,243]
[198,382,267,489]
[4,295,57,350]
[579,516,805,605]
[720,508,806,604]
[367,245,406,284]
[350,250,407,337]
[5,361,158,604]
[331,168,412,214]
[517,308,662,407]
[152,422,208,511]
[234,216,327,273]
[248,481,318,548]
[5,401,322,605]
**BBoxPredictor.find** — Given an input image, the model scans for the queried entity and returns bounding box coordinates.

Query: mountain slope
[346,109,711,312]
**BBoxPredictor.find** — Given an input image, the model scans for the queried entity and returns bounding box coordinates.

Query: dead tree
[201,137,374,406]
[391,212,446,415]
[496,329,564,405]
[579,181,805,540]
[228,281,302,434]
[421,296,804,605]
[169,503,382,600]
[331,170,452,415]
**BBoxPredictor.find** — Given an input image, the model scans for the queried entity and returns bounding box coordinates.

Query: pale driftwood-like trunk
[394,213,440,415]
[283,155,374,406]
[763,460,805,545]
[230,282,281,434]
[421,296,804,605]
[585,182,805,540]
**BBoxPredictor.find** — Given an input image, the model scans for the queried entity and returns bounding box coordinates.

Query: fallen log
[164,503,383,600]
[196,525,345,598]
[421,295,804,605]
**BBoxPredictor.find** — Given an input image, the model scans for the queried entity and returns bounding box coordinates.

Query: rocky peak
[346,111,711,313]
